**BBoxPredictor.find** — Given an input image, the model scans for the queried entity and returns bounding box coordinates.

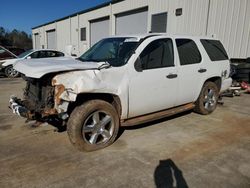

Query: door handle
[166,74,178,79]
[198,68,207,73]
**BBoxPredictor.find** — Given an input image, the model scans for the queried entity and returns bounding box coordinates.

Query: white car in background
[0,49,70,78]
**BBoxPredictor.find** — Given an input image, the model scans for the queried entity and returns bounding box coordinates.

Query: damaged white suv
[10,34,232,151]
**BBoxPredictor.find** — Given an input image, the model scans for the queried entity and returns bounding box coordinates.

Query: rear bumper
[221,78,232,92]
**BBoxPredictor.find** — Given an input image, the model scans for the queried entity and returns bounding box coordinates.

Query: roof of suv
[108,33,217,41]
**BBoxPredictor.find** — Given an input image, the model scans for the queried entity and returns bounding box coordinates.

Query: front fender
[51,69,128,119]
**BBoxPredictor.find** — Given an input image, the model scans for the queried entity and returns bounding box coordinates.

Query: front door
[128,38,178,118]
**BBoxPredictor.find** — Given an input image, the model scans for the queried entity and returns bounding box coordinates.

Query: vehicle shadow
[47,118,66,132]
[154,159,189,188]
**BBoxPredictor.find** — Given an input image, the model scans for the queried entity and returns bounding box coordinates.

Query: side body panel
[127,36,178,118]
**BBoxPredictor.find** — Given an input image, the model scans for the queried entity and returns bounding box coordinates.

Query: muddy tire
[67,100,120,152]
[4,66,20,78]
[194,81,219,115]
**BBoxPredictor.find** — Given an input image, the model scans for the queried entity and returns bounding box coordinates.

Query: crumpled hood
[13,57,100,78]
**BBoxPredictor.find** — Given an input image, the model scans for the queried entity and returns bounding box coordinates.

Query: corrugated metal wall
[32,0,250,59]
[207,0,250,58]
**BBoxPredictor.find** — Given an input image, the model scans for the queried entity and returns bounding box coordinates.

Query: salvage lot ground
[0,78,250,188]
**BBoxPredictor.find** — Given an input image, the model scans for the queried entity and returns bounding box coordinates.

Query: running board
[121,103,195,127]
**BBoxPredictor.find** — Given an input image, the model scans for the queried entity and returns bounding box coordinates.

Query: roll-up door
[47,30,56,49]
[116,8,148,35]
[90,17,110,46]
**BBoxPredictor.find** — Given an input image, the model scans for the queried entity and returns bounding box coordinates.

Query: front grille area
[22,78,55,113]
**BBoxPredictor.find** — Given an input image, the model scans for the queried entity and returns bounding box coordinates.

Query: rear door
[174,38,205,105]
[128,38,178,118]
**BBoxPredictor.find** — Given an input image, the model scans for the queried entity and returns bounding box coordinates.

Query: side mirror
[134,57,143,72]
[26,56,31,59]
[71,54,77,57]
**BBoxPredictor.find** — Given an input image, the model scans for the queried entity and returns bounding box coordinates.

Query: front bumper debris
[9,96,29,118]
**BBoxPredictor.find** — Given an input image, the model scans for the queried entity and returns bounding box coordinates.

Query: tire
[194,81,219,115]
[67,100,120,152]
[4,66,20,78]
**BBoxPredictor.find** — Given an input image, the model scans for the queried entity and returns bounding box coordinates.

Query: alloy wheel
[82,111,114,145]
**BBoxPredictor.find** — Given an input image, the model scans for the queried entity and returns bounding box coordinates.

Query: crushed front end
[9,75,68,121]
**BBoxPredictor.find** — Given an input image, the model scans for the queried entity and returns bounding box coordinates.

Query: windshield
[18,49,33,58]
[79,37,140,67]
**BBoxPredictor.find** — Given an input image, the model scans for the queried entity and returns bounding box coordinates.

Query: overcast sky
[0,0,110,34]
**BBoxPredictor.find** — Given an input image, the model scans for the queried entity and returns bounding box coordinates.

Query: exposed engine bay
[10,74,60,120]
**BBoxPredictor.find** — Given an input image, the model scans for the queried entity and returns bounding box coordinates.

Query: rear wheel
[194,81,219,115]
[4,66,19,78]
[67,100,120,152]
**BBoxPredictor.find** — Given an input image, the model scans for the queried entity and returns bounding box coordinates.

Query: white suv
[10,34,232,151]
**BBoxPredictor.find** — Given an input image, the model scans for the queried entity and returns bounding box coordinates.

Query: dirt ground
[0,77,250,188]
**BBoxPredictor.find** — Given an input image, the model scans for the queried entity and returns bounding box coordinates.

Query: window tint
[46,51,57,57]
[200,39,228,61]
[56,51,64,57]
[38,51,47,58]
[30,51,39,58]
[176,39,201,65]
[140,39,174,70]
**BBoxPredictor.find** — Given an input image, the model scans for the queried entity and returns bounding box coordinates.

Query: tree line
[0,27,32,50]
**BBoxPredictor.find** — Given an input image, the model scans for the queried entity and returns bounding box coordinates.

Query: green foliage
[0,27,32,50]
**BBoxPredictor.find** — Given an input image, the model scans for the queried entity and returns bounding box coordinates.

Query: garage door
[47,30,56,49]
[90,17,110,46]
[34,33,40,49]
[116,8,148,35]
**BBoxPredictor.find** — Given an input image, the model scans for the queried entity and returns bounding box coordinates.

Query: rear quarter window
[56,52,64,57]
[200,39,228,61]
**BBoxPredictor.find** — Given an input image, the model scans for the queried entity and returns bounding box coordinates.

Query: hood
[1,58,19,67]
[13,57,100,78]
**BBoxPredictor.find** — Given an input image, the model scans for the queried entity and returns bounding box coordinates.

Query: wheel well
[68,93,122,117]
[205,77,222,91]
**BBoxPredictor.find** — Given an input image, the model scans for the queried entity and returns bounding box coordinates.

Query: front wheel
[67,100,120,152]
[4,66,20,78]
[194,81,219,115]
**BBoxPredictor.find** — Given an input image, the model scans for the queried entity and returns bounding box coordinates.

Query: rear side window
[46,51,57,57]
[140,38,174,70]
[200,39,228,61]
[176,39,201,65]
[56,51,64,57]
[38,51,47,58]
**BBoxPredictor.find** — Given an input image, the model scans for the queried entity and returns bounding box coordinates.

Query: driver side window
[140,38,174,70]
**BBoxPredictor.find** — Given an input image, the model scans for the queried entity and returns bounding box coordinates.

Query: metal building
[32,0,250,60]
